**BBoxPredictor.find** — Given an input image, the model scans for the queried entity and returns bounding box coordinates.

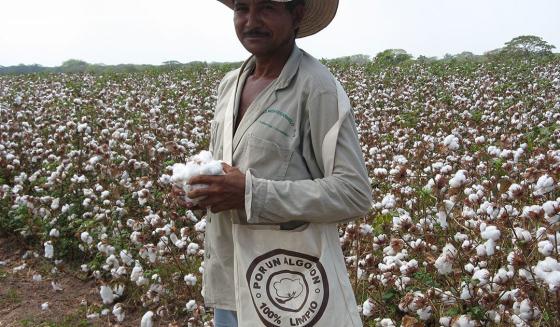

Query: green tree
[373,49,412,66]
[503,35,556,56]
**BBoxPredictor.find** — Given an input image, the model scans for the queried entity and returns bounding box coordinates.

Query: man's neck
[251,42,295,80]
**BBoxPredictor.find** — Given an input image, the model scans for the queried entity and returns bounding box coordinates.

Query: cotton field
[1,58,559,326]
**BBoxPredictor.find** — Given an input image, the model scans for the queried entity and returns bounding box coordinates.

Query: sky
[1,0,559,67]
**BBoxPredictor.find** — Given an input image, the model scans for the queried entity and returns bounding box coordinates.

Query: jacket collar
[241,45,303,92]
[231,45,303,155]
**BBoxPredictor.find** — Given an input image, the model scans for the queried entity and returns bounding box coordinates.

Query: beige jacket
[202,46,372,310]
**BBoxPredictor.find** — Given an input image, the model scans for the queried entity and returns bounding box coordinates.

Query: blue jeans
[214,308,238,327]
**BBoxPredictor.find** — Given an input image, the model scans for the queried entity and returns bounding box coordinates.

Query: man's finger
[188,185,222,200]
[171,185,185,196]
[175,196,193,209]
[221,162,233,172]
[189,175,224,185]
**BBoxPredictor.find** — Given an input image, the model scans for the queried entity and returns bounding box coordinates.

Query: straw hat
[217,0,339,38]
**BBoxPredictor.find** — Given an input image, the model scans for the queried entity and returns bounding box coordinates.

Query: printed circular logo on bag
[246,249,329,327]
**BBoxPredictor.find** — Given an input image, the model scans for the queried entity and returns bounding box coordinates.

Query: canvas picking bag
[222,66,362,327]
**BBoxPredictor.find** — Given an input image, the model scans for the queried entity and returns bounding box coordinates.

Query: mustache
[243,29,270,37]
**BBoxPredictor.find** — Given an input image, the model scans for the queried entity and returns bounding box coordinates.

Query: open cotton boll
[100,285,115,304]
[140,310,154,327]
[112,303,125,322]
[449,170,467,188]
[362,298,374,317]
[184,273,197,286]
[44,241,54,259]
[199,160,224,176]
[481,225,501,241]
[192,150,213,164]
[185,299,197,311]
[443,134,460,150]
[169,151,224,205]
[434,244,457,275]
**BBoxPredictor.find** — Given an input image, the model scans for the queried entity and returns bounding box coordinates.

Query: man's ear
[292,5,305,30]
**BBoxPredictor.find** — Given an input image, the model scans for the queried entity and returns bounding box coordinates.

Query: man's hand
[187,163,246,213]
[170,184,199,209]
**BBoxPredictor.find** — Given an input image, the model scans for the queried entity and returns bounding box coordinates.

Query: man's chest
[236,77,275,130]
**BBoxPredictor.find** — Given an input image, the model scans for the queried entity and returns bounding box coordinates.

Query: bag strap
[321,80,351,176]
[223,59,251,165]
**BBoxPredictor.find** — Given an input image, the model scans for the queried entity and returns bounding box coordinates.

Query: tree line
[1,35,557,75]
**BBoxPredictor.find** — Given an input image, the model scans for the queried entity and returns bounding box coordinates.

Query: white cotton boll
[542,200,559,215]
[513,299,540,322]
[381,194,396,209]
[81,231,93,244]
[100,285,115,305]
[534,257,560,291]
[185,299,197,311]
[417,306,432,320]
[508,183,523,199]
[538,240,554,256]
[542,201,560,223]
[170,233,186,249]
[484,239,497,256]
[44,241,54,259]
[120,250,133,266]
[440,164,453,174]
[112,303,125,322]
[199,161,224,176]
[440,316,452,327]
[140,311,154,327]
[449,170,467,188]
[359,223,373,235]
[452,315,476,327]
[187,242,199,255]
[512,227,532,244]
[193,150,213,163]
[481,225,501,241]
[41,302,49,310]
[460,282,472,300]
[86,313,100,320]
[49,228,60,237]
[362,299,374,317]
[436,211,448,229]
[373,168,388,177]
[443,134,460,150]
[51,281,63,291]
[194,219,207,232]
[434,244,457,275]
[184,273,197,286]
[377,319,396,327]
[33,273,42,282]
[472,269,490,285]
[534,174,555,196]
[51,198,60,210]
[130,264,144,284]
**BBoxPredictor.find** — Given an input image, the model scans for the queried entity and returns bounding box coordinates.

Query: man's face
[233,0,303,58]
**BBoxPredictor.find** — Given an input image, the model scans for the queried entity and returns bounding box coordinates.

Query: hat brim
[217,0,338,38]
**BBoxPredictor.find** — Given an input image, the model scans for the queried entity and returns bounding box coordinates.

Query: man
[174,0,372,326]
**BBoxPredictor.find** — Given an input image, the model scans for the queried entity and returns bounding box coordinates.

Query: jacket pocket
[246,134,293,180]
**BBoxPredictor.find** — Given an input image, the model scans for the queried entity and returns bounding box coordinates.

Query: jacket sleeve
[244,89,372,224]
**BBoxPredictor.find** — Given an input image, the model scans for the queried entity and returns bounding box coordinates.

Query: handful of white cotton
[171,151,224,205]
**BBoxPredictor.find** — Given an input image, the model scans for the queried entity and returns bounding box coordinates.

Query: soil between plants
[0,236,146,327]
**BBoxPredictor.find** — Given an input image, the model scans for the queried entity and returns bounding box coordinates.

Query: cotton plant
[3,54,560,325]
